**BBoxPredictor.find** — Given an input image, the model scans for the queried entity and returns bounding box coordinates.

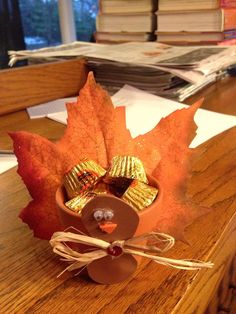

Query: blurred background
[0,0,99,68]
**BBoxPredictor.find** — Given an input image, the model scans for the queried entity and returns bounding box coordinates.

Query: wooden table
[0,60,236,314]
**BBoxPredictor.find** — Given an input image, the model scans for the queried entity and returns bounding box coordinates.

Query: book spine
[223,8,236,30]
[218,38,236,45]
[220,0,236,8]
[98,0,158,14]
[99,0,103,13]
[96,15,100,32]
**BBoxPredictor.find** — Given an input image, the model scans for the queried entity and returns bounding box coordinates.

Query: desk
[0,61,236,313]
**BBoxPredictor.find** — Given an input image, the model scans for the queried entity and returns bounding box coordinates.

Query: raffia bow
[50,230,213,276]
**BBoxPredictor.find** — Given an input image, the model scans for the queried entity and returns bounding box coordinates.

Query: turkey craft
[11,72,213,284]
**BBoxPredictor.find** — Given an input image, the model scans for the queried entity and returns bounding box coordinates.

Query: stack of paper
[8,41,236,100]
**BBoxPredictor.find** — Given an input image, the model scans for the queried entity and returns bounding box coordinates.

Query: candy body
[107,156,148,184]
[122,180,158,212]
[62,156,158,215]
[63,160,106,199]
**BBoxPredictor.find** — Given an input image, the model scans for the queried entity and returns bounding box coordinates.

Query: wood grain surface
[0,65,235,314]
[0,59,88,115]
[185,76,236,116]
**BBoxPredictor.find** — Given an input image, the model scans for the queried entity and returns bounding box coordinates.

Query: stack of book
[95,0,157,43]
[156,0,236,45]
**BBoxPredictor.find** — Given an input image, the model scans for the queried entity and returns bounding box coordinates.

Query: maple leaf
[9,131,73,239]
[57,72,135,168]
[135,99,208,239]
[11,72,208,240]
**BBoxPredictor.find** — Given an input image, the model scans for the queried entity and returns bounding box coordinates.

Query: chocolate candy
[63,156,157,215]
[63,160,106,199]
[65,191,97,214]
[121,180,158,211]
[107,156,148,184]
[65,182,109,214]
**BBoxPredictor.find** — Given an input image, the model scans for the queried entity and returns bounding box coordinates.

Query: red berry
[107,245,123,257]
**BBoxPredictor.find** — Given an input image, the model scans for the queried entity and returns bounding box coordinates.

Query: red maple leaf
[11,72,208,240]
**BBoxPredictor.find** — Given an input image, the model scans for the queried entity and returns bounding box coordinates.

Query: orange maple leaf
[11,72,208,240]
[135,99,208,239]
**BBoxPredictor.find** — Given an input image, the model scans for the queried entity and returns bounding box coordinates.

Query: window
[19,0,98,50]
[73,0,98,42]
[19,0,61,49]
[0,0,25,68]
[0,0,98,68]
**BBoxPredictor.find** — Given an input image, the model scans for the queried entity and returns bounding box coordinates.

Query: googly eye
[104,209,114,221]
[93,209,104,222]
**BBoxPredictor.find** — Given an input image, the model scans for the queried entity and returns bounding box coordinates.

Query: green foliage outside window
[19,0,98,49]
[73,0,98,42]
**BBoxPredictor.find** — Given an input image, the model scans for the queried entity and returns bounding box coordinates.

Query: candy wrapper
[11,72,213,284]
[63,160,106,199]
[64,157,157,215]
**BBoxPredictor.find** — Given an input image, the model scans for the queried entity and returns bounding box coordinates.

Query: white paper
[0,154,17,174]
[27,97,76,118]
[47,110,68,124]
[47,85,236,148]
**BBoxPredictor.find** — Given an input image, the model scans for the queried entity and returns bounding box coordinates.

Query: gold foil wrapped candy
[65,191,96,214]
[65,182,109,214]
[63,160,106,199]
[107,156,148,184]
[62,156,158,215]
[122,180,158,212]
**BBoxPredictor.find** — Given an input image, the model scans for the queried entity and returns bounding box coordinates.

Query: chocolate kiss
[87,254,137,285]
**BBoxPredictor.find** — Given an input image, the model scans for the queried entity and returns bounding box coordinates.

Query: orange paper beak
[99,222,117,234]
